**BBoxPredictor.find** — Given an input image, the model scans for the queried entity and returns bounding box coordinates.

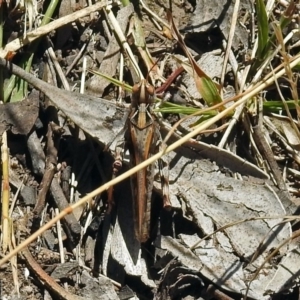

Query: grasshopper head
[132,79,155,107]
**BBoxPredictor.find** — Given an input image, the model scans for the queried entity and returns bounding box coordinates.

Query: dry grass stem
[1,131,10,253]
[0,0,109,58]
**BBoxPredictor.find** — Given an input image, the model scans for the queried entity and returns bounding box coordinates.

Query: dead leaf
[0,97,39,135]
[153,147,295,300]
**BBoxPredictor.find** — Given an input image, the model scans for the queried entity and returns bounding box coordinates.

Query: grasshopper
[111,79,171,242]
[0,56,170,242]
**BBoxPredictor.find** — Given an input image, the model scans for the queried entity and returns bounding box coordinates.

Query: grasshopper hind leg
[156,128,171,209]
[158,155,171,209]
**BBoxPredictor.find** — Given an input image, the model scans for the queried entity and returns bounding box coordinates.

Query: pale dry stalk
[1,131,10,253]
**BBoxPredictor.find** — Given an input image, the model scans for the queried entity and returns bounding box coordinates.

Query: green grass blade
[256,0,269,59]
[198,77,223,107]
[4,0,60,102]
[88,69,133,93]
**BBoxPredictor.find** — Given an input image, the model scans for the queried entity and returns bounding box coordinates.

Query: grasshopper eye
[132,83,140,94]
[144,82,155,104]
[145,83,155,96]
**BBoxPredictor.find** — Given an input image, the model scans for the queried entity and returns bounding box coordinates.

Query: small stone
[22,285,33,294]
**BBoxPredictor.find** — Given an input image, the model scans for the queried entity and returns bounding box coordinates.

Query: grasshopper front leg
[107,143,124,214]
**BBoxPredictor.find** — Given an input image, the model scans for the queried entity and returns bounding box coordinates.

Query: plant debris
[1,1,300,300]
